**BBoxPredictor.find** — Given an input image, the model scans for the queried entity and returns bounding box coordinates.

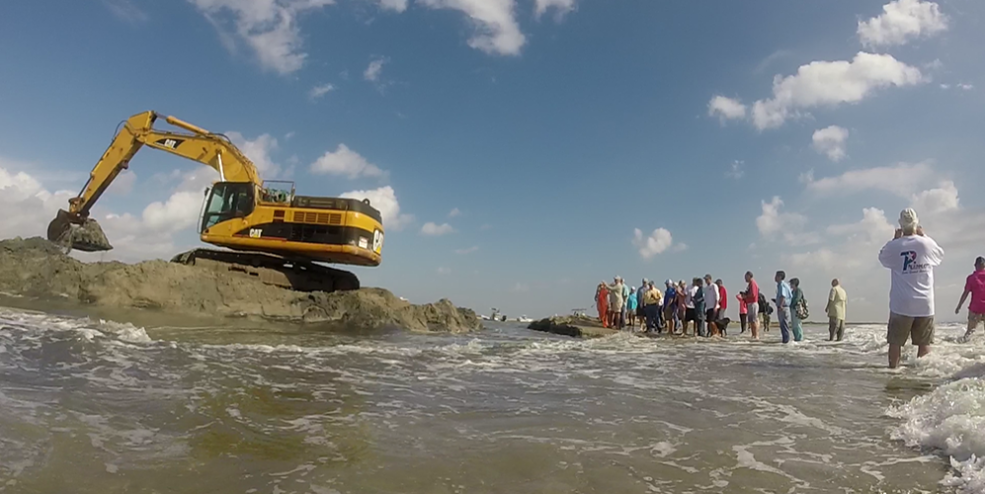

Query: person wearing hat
[957,256,985,339]
[878,208,945,369]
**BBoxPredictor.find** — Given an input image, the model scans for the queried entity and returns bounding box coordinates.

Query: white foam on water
[0,307,153,345]
[883,323,985,493]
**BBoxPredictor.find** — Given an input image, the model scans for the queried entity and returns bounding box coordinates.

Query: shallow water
[1,304,982,494]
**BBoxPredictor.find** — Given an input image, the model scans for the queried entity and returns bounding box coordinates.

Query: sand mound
[0,237,479,333]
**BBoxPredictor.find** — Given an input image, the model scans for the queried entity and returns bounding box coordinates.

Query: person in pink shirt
[735,292,748,334]
[958,256,985,339]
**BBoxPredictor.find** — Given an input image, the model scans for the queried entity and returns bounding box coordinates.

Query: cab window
[201,182,254,232]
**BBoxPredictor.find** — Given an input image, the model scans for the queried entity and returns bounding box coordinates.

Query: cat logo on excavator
[156,138,184,149]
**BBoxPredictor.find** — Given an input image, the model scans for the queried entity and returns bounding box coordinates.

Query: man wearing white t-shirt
[878,208,945,369]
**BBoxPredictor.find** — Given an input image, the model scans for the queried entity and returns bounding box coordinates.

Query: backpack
[757,292,768,312]
[795,292,809,320]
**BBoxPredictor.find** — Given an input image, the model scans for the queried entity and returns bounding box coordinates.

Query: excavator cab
[260,180,295,205]
[200,182,255,232]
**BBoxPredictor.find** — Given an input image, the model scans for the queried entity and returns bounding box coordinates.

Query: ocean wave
[886,328,985,493]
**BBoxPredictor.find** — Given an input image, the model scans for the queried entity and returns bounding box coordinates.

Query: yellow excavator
[47,111,384,292]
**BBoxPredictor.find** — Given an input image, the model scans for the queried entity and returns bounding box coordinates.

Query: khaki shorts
[969,311,985,332]
[887,312,934,347]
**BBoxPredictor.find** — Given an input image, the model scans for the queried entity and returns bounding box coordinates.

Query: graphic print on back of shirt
[900,250,931,274]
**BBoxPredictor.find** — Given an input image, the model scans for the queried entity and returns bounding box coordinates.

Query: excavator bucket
[47,209,113,252]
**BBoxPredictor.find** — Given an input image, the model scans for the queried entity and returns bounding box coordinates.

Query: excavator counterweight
[48,111,385,292]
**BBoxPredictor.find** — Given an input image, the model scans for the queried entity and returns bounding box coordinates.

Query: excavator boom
[48,111,264,251]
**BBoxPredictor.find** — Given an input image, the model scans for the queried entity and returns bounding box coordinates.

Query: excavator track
[170,248,359,293]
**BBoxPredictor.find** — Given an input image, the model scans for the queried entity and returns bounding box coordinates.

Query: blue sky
[1,0,983,321]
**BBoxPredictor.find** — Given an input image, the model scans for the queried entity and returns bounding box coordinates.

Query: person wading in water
[878,208,944,369]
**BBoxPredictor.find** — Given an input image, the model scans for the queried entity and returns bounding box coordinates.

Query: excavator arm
[48,111,263,251]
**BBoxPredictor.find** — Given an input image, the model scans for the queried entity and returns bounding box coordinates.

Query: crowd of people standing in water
[591,208,985,369]
[594,271,841,344]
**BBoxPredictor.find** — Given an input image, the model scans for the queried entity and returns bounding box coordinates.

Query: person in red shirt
[740,271,760,340]
[958,256,985,339]
[595,282,609,328]
[716,279,728,313]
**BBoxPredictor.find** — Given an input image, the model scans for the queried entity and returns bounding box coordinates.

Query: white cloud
[340,186,413,231]
[858,0,948,48]
[187,0,334,75]
[0,164,75,240]
[437,266,451,275]
[811,125,850,162]
[708,95,747,121]
[109,170,137,195]
[632,228,676,260]
[756,196,807,237]
[750,52,924,130]
[783,231,821,247]
[103,0,148,23]
[805,161,935,197]
[959,83,974,90]
[454,245,479,255]
[421,222,455,236]
[725,160,744,179]
[364,58,386,82]
[754,50,792,74]
[308,83,335,99]
[911,180,959,215]
[418,0,525,56]
[512,282,530,292]
[226,131,280,176]
[373,0,407,12]
[310,144,387,179]
[787,207,895,273]
[448,207,462,218]
[534,0,575,19]
[785,248,841,273]
[827,207,896,244]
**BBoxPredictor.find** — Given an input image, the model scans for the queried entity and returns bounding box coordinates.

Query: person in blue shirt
[663,280,677,333]
[626,287,639,331]
[774,270,793,344]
